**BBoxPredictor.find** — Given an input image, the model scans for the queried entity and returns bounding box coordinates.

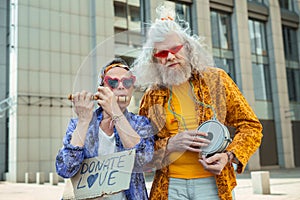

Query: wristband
[112,114,124,122]
[109,114,124,129]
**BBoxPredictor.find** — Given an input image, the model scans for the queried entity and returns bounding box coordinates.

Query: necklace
[167,89,188,131]
[188,81,217,120]
[167,81,217,131]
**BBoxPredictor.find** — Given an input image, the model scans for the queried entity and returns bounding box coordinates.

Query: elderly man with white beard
[132,5,263,200]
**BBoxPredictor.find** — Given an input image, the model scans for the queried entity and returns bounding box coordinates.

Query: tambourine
[197,119,232,157]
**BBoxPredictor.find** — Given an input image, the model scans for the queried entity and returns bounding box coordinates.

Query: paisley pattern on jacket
[139,67,263,200]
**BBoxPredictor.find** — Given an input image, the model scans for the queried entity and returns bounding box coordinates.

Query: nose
[116,81,125,90]
[167,51,176,61]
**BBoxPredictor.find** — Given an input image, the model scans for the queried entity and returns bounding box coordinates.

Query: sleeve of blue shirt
[55,117,86,178]
[126,113,154,171]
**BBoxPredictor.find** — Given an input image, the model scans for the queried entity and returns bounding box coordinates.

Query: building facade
[0,0,299,182]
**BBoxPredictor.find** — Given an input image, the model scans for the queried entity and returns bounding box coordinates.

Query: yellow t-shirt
[166,82,213,179]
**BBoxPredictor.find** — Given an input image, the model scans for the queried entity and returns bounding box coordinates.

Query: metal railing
[0,97,13,117]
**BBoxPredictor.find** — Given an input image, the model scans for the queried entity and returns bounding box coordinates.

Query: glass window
[165,1,191,25]
[249,20,268,57]
[282,26,300,102]
[279,0,294,11]
[286,69,300,102]
[114,1,142,29]
[114,0,142,47]
[129,5,140,22]
[214,57,235,80]
[211,11,233,50]
[211,12,221,49]
[248,0,264,4]
[211,10,235,81]
[248,19,272,101]
[252,63,272,100]
[282,26,298,62]
[114,2,127,18]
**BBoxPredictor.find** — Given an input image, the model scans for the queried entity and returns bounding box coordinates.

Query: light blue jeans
[168,177,235,200]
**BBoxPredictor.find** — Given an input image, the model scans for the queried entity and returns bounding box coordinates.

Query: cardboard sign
[71,149,136,200]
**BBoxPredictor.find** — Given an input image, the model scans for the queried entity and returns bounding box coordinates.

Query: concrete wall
[6,0,115,182]
[0,0,9,181]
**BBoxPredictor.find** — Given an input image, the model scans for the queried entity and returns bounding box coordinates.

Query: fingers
[72,91,94,123]
[189,140,209,150]
[96,86,115,102]
[193,136,210,145]
[199,159,222,175]
[72,91,94,116]
[186,146,201,153]
[188,130,211,148]
[204,153,227,164]
[73,92,80,102]
[97,86,111,96]
[85,92,93,101]
[72,91,93,103]
[96,86,120,116]
[199,153,228,175]
[167,131,210,153]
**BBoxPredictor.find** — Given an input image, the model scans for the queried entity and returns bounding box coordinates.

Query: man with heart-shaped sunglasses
[56,58,155,200]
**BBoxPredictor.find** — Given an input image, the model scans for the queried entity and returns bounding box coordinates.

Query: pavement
[232,167,300,200]
[0,167,299,200]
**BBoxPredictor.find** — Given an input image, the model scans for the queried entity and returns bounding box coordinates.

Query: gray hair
[132,5,214,87]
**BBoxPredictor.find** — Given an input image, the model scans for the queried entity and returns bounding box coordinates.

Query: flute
[67,94,128,102]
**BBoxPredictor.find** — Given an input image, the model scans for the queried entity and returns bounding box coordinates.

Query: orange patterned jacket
[139,67,263,200]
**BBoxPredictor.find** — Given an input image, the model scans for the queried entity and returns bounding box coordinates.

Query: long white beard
[158,64,192,86]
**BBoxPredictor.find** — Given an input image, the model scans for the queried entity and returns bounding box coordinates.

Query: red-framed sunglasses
[104,75,136,89]
[153,44,184,58]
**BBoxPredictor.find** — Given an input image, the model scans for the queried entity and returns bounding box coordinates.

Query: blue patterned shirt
[56,107,154,200]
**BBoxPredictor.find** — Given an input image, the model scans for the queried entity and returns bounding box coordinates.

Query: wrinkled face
[153,32,191,86]
[103,67,135,109]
